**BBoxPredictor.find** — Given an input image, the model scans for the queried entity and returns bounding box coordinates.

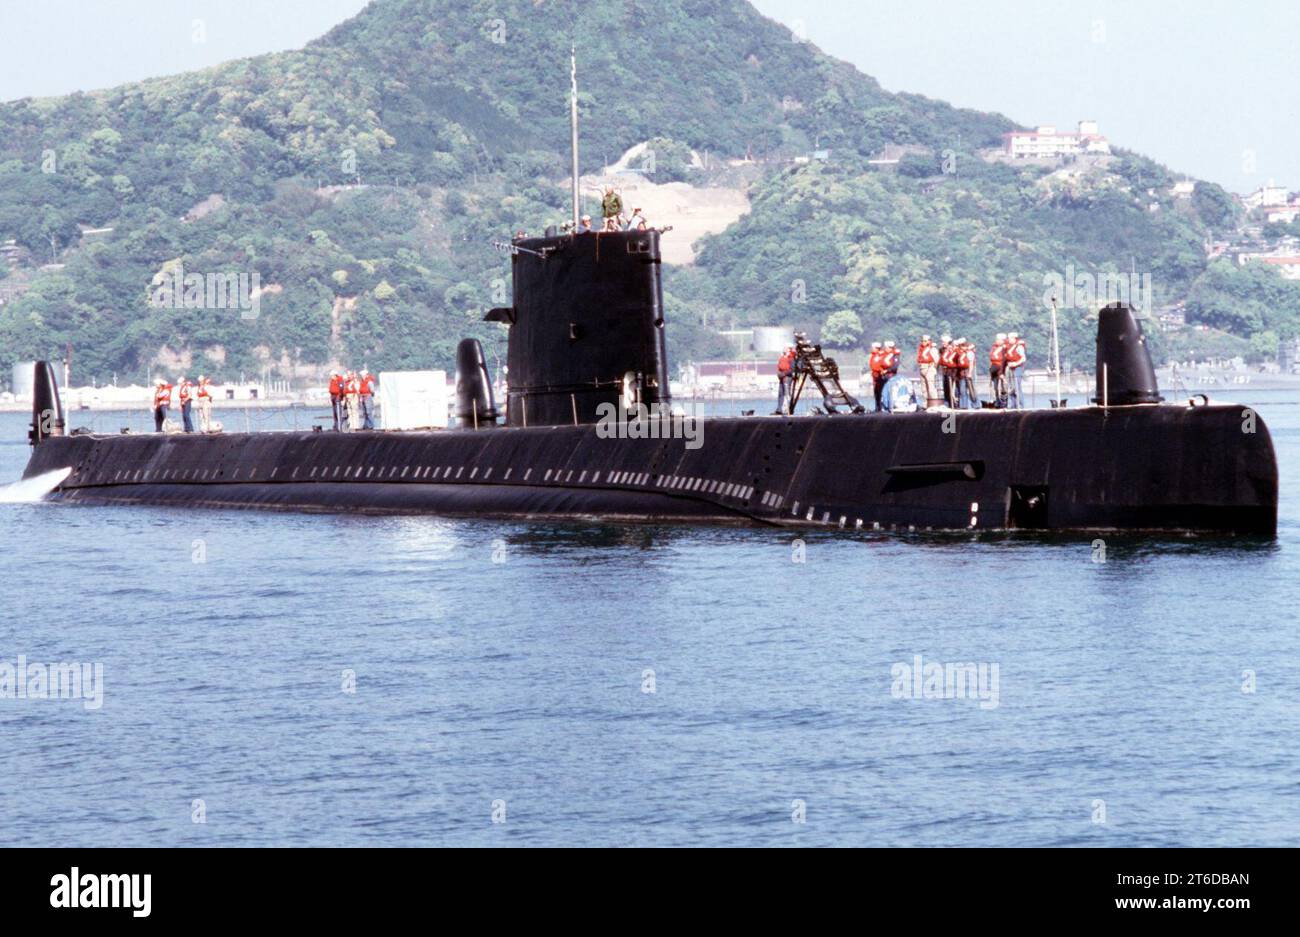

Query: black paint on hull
[23,404,1278,535]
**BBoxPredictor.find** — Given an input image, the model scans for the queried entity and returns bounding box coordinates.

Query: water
[1,393,1297,847]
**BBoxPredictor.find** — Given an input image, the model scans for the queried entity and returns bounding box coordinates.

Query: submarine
[19,231,1279,535]
[17,61,1279,536]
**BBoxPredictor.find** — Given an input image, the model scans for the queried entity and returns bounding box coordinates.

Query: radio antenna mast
[1050,296,1063,407]
[570,49,581,229]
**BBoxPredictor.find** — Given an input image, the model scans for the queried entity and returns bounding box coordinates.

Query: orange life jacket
[777,352,793,376]
[328,375,343,396]
[1005,339,1026,367]
[154,385,172,408]
[869,349,884,375]
[345,377,360,395]
[360,375,376,396]
[178,381,192,403]
[196,381,211,400]
[939,345,956,369]
[917,341,937,366]
[990,342,1006,366]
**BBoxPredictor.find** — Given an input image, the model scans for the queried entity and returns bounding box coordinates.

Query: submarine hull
[22,404,1278,535]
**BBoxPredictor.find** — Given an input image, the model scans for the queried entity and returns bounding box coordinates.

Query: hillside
[1,0,1296,386]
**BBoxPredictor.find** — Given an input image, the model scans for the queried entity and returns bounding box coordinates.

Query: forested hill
[0,0,1293,385]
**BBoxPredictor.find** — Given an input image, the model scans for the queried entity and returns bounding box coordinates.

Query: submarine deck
[23,403,1279,535]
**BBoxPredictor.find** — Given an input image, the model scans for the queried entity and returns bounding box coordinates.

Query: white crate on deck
[378,370,449,430]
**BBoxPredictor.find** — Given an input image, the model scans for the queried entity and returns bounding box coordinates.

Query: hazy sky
[750,0,1300,193]
[0,0,1293,193]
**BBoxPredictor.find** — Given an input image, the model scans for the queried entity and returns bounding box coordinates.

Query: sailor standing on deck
[956,337,967,408]
[775,346,794,415]
[882,341,900,381]
[879,341,902,412]
[868,342,885,411]
[359,369,376,430]
[916,335,939,409]
[328,371,343,431]
[196,375,213,432]
[153,379,172,432]
[178,376,194,433]
[938,335,956,408]
[958,339,980,409]
[344,370,362,431]
[1004,332,1027,409]
[989,333,1008,408]
[950,341,966,408]
[601,186,624,231]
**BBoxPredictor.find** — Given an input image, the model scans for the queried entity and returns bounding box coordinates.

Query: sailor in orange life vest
[988,333,1008,409]
[328,371,344,431]
[867,342,885,411]
[937,335,957,408]
[915,335,940,409]
[344,370,362,431]
[955,339,980,409]
[774,346,795,415]
[1003,332,1027,409]
[359,369,377,430]
[882,340,900,380]
[877,341,902,411]
[177,376,194,433]
[152,379,173,432]
[196,375,214,432]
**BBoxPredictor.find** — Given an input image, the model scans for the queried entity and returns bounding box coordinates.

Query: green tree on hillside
[822,310,863,348]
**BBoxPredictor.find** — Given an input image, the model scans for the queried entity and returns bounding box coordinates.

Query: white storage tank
[752,326,792,356]
[11,361,36,399]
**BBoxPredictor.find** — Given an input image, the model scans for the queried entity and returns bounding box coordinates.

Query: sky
[0,0,1295,193]
[749,0,1300,193]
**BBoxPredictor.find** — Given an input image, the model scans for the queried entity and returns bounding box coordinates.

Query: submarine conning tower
[486,229,670,426]
[1095,301,1163,406]
[28,360,66,446]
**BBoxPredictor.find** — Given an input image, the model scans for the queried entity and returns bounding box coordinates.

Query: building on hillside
[1204,237,1232,260]
[1002,121,1111,159]
[1281,338,1300,373]
[1263,204,1300,224]
[1,239,30,268]
[1170,180,1196,198]
[1258,256,1300,280]
[1156,304,1187,330]
[1243,184,1290,210]
[1237,251,1300,280]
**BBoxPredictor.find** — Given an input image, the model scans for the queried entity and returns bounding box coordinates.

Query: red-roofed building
[1258,256,1300,279]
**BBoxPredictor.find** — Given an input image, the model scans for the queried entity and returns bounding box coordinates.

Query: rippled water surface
[1,393,1297,846]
